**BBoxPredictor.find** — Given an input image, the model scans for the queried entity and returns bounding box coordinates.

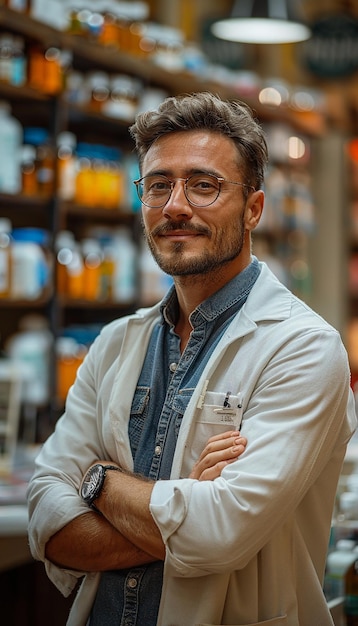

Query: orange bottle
[55,230,76,296]
[75,155,94,206]
[98,11,120,47]
[56,337,87,402]
[28,44,45,91]
[66,243,84,299]
[44,47,62,95]
[82,238,103,300]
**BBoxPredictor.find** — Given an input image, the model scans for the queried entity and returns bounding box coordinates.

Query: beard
[143,214,246,277]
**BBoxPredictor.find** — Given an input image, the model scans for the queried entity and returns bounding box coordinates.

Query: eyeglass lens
[137,174,221,208]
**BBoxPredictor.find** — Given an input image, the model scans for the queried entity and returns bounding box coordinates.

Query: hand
[189,430,247,481]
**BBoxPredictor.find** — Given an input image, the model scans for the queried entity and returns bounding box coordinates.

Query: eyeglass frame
[133,173,256,209]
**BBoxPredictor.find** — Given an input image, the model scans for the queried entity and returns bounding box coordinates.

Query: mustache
[151,221,211,237]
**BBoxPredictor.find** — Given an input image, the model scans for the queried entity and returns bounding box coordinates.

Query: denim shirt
[89,258,261,626]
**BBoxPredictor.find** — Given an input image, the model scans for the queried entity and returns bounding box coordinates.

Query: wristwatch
[80,463,122,509]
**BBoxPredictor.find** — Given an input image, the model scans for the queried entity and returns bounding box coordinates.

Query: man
[27,92,356,626]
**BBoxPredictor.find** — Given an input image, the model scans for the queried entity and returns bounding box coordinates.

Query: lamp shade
[211,0,311,44]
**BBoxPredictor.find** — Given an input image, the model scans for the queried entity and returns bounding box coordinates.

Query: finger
[204,443,245,465]
[196,434,247,463]
[192,442,246,479]
[206,430,240,444]
[197,457,239,481]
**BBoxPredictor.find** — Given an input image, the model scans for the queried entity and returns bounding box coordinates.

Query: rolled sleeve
[44,560,84,597]
[150,478,216,577]
[150,478,193,541]
[27,480,90,595]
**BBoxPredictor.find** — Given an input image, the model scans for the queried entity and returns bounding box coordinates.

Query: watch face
[81,464,104,505]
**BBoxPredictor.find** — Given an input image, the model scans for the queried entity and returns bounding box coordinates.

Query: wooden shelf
[0,5,326,424]
[65,102,133,129]
[0,6,327,137]
[59,201,137,222]
[0,192,53,206]
[56,295,135,309]
[0,294,52,307]
[0,81,50,101]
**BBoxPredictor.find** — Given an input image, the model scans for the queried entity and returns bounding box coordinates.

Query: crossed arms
[45,430,247,572]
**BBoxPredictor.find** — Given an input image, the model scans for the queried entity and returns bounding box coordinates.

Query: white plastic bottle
[139,240,173,305]
[6,314,53,408]
[10,228,49,299]
[112,227,137,303]
[0,101,22,193]
[56,131,77,200]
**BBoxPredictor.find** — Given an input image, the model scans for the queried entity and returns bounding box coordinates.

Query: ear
[244,190,264,231]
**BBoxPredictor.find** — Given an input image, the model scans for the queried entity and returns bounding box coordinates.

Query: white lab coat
[27,262,357,626]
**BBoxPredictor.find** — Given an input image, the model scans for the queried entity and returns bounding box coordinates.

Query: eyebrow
[143,168,223,178]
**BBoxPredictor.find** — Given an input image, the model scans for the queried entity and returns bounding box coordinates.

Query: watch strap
[92,464,122,509]
[102,464,122,473]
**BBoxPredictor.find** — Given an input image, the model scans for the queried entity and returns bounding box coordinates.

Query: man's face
[140,130,263,280]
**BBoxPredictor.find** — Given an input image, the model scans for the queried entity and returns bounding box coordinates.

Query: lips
[161,230,202,238]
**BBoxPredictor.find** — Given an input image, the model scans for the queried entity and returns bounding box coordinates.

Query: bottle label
[11,58,27,87]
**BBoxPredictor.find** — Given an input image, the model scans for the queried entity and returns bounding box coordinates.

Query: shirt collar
[160,256,261,328]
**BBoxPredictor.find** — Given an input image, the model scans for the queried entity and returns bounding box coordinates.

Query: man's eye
[146,179,169,191]
[191,177,218,191]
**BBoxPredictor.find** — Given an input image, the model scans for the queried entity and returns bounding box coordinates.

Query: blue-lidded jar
[11,227,52,299]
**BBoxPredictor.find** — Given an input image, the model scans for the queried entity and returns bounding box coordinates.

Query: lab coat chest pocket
[189,391,243,463]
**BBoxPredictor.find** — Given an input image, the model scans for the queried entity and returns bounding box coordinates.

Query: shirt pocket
[189,391,243,464]
[172,388,196,439]
[131,386,150,417]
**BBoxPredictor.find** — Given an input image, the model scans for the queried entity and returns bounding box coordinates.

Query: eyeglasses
[133,173,255,209]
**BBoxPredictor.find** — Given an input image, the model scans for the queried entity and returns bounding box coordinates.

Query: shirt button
[127,577,137,589]
[155,445,162,455]
[169,362,177,372]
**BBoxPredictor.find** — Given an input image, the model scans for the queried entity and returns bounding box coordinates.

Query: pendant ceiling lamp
[211,0,311,45]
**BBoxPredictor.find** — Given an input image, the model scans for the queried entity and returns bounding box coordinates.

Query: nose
[162,179,194,220]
